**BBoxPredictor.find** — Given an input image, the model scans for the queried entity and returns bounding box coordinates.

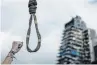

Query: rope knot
[28,0,37,14]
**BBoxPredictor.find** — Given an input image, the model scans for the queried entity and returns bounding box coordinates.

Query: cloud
[1,0,97,64]
[88,0,97,3]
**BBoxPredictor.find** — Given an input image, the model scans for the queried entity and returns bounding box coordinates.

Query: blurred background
[1,0,97,64]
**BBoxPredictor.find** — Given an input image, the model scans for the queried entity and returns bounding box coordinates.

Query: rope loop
[26,0,41,52]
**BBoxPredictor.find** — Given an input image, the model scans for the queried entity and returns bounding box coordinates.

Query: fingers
[18,42,23,48]
[12,41,23,48]
[11,41,23,53]
[13,41,23,48]
[13,41,23,44]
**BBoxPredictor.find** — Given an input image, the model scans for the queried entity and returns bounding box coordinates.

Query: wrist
[9,50,16,55]
[7,52,14,58]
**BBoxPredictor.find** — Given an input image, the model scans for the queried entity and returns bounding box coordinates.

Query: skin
[2,41,23,64]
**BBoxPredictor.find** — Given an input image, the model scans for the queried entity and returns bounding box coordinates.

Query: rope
[26,0,41,52]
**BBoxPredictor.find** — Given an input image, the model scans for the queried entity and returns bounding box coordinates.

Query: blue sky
[1,0,97,64]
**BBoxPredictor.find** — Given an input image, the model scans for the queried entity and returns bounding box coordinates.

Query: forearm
[2,51,14,64]
[2,41,23,64]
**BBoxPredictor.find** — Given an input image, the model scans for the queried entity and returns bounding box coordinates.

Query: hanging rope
[26,0,41,52]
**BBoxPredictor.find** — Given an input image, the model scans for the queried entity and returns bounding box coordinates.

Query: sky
[1,0,97,64]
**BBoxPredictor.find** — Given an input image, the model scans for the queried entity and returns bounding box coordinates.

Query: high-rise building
[82,30,91,64]
[94,45,97,61]
[88,29,97,64]
[57,16,91,64]
[88,29,96,62]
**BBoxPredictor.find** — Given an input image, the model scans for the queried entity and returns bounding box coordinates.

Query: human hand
[10,41,23,55]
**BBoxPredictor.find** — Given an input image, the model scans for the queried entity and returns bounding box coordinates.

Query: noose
[26,0,41,52]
